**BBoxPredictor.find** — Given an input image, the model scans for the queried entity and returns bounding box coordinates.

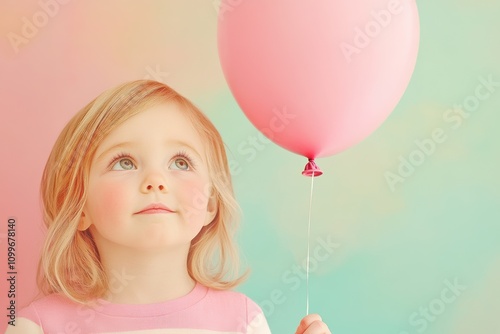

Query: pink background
[0,1,227,329]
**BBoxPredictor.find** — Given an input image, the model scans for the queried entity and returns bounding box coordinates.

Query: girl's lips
[137,208,173,214]
[135,203,174,214]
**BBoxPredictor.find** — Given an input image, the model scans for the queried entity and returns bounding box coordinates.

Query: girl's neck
[99,245,196,304]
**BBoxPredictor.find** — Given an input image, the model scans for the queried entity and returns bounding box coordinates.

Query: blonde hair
[38,80,248,303]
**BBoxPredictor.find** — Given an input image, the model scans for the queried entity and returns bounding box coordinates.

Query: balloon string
[306,170,315,315]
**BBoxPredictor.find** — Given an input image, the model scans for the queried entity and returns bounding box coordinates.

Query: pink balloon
[218,0,419,160]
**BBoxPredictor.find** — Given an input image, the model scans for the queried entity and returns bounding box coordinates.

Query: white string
[306,170,315,315]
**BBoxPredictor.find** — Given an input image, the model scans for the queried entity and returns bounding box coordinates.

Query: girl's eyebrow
[172,140,203,160]
[95,140,203,163]
[95,141,134,163]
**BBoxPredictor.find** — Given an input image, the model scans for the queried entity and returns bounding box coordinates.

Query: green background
[213,1,500,333]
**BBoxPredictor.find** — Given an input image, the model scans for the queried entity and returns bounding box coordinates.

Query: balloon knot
[302,159,323,177]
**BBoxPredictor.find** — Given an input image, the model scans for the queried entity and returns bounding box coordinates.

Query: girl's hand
[294,313,331,334]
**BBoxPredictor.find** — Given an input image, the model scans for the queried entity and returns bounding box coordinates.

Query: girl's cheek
[179,178,211,220]
[89,180,130,222]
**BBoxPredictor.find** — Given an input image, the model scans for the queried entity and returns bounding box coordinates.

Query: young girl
[5,80,331,334]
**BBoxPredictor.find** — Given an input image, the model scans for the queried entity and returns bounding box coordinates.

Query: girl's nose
[141,173,168,193]
[146,184,165,191]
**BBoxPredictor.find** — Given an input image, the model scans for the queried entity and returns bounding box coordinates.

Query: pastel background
[1,1,499,333]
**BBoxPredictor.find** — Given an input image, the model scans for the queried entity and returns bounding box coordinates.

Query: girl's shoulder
[205,286,264,314]
[203,286,270,332]
[5,294,82,334]
[20,293,79,318]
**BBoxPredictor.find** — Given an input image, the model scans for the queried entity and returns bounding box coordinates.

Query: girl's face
[82,102,216,252]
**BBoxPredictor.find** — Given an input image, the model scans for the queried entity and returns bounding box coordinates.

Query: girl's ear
[204,193,218,227]
[78,212,91,231]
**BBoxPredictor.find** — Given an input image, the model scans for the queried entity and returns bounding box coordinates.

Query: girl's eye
[170,158,190,171]
[108,151,194,171]
[111,157,136,171]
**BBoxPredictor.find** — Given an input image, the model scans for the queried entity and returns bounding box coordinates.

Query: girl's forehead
[95,103,207,157]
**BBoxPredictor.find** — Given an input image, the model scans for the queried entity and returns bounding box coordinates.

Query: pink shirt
[16,282,271,334]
